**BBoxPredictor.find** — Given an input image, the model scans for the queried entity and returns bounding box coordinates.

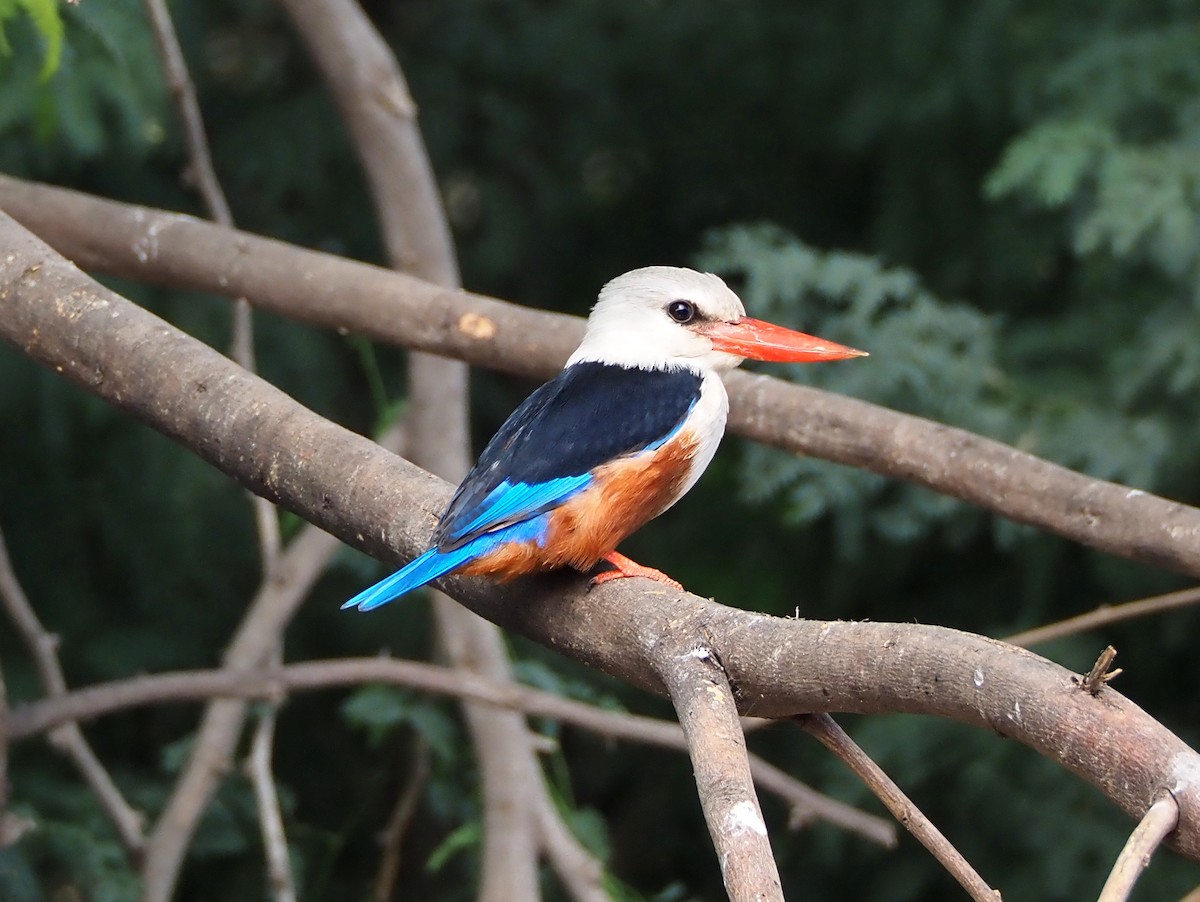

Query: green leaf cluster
[0,0,165,172]
[0,0,62,79]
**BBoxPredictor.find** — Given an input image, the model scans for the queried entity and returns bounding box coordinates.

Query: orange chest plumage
[458,427,702,580]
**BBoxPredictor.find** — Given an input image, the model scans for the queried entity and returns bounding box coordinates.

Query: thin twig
[141,523,341,900]
[747,750,897,846]
[1077,646,1122,696]
[794,713,1000,902]
[0,521,145,855]
[0,646,8,816]
[140,0,280,573]
[535,786,609,902]
[1005,586,1200,648]
[1097,793,1178,902]
[245,704,297,902]
[663,645,783,902]
[5,656,895,846]
[140,0,230,226]
[373,739,432,902]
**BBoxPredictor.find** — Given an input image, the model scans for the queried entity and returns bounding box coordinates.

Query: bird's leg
[590,550,684,591]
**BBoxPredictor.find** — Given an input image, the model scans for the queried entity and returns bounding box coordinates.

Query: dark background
[2,1,1199,898]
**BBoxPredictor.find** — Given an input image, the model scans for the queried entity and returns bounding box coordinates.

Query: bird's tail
[342,543,480,612]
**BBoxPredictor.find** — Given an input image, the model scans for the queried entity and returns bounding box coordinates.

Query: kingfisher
[344,266,866,611]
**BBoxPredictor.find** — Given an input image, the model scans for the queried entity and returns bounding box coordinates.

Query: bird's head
[567,266,867,373]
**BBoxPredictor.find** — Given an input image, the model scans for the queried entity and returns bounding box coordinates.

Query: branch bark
[663,645,782,901]
[1097,793,1178,902]
[3,176,1199,580]
[4,210,1200,865]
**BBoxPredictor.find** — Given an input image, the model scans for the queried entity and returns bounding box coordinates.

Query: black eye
[667,300,696,324]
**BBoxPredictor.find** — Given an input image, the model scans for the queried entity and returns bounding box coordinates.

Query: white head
[566,266,867,374]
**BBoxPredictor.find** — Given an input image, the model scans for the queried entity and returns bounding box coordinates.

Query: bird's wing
[434,362,704,551]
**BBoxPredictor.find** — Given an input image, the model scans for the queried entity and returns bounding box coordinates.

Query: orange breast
[457,429,701,581]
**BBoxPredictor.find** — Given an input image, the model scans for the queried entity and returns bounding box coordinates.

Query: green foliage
[341,685,460,760]
[986,119,1116,207]
[1,789,140,902]
[0,0,164,172]
[424,821,480,874]
[0,0,63,78]
[700,218,1184,562]
[701,224,1003,552]
[985,11,1200,494]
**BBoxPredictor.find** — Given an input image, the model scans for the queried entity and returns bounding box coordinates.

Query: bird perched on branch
[344,266,866,611]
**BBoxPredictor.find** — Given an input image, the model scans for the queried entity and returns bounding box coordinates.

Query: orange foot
[590,550,684,591]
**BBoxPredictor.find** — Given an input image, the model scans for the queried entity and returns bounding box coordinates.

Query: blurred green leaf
[425,820,480,874]
[0,0,63,79]
[341,684,458,759]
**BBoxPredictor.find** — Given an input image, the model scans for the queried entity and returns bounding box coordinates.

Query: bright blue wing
[441,473,594,546]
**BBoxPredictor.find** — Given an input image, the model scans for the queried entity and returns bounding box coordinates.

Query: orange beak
[702,317,868,363]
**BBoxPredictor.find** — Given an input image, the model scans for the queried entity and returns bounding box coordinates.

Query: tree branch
[1097,793,1179,902]
[244,705,297,902]
[3,210,1200,864]
[5,656,892,845]
[140,0,232,227]
[663,644,782,901]
[3,656,881,852]
[1005,586,1200,648]
[795,714,999,901]
[373,738,431,902]
[3,176,1199,580]
[0,520,145,856]
[534,783,609,902]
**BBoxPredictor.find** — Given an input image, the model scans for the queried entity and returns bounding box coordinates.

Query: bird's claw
[590,551,684,591]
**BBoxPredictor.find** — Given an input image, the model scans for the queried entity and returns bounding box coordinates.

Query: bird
[344,266,866,612]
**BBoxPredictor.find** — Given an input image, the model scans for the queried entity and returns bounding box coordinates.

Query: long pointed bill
[703,317,868,363]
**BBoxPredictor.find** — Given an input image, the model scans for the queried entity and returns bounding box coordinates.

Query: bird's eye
[667,300,696,324]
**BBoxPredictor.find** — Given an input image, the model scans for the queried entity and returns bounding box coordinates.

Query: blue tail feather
[343,516,550,612]
[342,543,481,612]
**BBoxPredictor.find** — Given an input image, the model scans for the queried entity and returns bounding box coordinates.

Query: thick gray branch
[2,176,1198,578]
